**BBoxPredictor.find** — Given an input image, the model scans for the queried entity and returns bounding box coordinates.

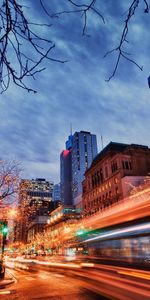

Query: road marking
[38,274,49,279]
[54,274,64,278]
[25,277,36,281]
[38,272,64,279]
[6,270,17,283]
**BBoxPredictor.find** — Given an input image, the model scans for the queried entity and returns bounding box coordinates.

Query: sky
[0,0,150,184]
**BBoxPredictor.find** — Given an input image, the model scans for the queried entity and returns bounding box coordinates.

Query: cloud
[0,0,150,183]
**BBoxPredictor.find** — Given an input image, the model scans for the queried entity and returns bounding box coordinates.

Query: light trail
[118,270,150,281]
[83,222,150,243]
[0,290,11,295]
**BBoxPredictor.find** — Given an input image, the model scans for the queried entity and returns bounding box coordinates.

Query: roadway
[1,258,150,299]
[0,267,106,300]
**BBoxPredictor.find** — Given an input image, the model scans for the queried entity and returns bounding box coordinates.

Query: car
[0,260,5,279]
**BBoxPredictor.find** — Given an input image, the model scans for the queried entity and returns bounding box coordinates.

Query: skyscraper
[60,149,72,205]
[53,183,61,202]
[60,131,98,208]
[71,131,98,207]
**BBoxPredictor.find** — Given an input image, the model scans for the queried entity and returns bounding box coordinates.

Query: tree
[0,160,21,206]
[0,0,149,93]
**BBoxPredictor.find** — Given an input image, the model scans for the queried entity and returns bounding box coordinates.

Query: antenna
[70,123,72,135]
[101,135,104,150]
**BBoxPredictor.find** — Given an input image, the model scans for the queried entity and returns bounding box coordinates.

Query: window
[114,178,118,184]
[84,143,87,152]
[100,168,103,182]
[116,187,119,194]
[111,161,118,173]
[97,171,100,184]
[125,161,129,169]
[94,173,97,186]
[88,179,91,190]
[84,135,87,143]
[105,165,108,178]
[77,156,80,170]
[122,160,132,170]
[91,176,94,187]
[85,154,88,163]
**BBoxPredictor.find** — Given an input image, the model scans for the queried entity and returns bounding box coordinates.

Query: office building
[60,131,98,208]
[15,178,54,242]
[53,183,61,203]
[60,149,72,205]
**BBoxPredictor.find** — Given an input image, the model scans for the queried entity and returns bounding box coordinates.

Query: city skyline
[0,1,150,183]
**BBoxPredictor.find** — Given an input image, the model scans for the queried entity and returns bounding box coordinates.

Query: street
[0,267,106,300]
[1,260,150,300]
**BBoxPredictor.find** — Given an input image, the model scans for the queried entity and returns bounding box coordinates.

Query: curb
[0,278,15,288]
[0,271,16,288]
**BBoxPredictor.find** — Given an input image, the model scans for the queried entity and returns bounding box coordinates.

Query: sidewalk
[0,272,15,288]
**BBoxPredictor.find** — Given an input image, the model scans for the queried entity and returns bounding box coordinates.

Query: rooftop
[90,141,149,168]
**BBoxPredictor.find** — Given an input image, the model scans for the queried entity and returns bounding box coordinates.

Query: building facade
[60,131,98,208]
[53,183,61,202]
[60,149,72,205]
[45,204,81,254]
[15,178,54,242]
[82,142,150,216]
[71,131,97,207]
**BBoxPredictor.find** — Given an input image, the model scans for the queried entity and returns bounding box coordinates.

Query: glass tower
[60,131,98,207]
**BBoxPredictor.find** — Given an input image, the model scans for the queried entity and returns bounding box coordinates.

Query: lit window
[114,178,118,184]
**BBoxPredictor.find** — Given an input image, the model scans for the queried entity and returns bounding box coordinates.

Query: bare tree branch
[104,0,149,81]
[50,0,105,36]
[0,160,21,205]
[0,0,66,93]
[42,0,149,81]
[0,0,149,92]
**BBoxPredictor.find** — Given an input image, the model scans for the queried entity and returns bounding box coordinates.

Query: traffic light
[1,222,8,236]
[1,222,8,257]
[2,225,8,236]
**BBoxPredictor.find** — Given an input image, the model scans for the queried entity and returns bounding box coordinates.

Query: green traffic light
[2,226,8,235]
